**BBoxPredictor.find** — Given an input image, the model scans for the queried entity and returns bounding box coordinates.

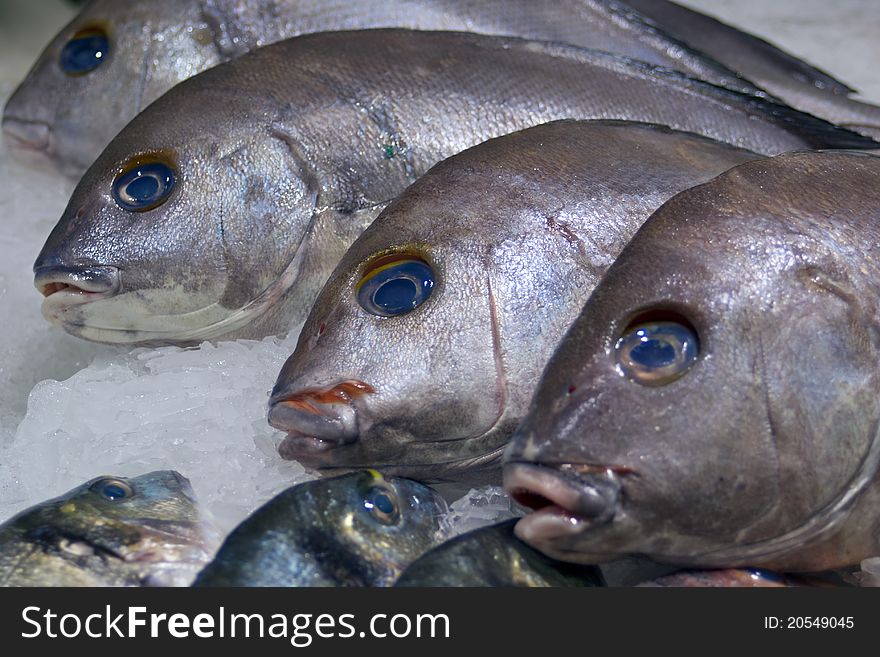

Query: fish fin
[638,64,879,150]
[602,0,764,97]
[621,0,857,95]
[527,40,878,151]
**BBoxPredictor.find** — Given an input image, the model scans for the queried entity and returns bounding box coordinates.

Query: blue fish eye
[356,255,434,317]
[113,160,176,212]
[615,319,698,386]
[90,477,133,501]
[364,485,400,525]
[60,29,109,76]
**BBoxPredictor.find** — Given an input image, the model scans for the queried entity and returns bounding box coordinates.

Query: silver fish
[268,120,763,483]
[0,471,213,586]
[34,30,873,347]
[1,0,768,176]
[624,0,880,138]
[193,470,448,586]
[395,519,604,587]
[504,150,880,572]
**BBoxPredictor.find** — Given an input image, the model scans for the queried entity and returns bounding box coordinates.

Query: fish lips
[268,380,375,461]
[2,115,51,152]
[35,264,122,323]
[504,462,622,548]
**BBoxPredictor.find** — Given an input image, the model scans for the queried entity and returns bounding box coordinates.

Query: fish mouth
[2,116,51,151]
[268,380,375,461]
[35,264,121,317]
[503,462,623,545]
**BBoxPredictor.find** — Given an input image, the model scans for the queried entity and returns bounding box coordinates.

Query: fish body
[395,519,604,586]
[268,120,763,483]
[0,471,212,586]
[193,470,447,586]
[34,29,872,347]
[504,150,880,572]
[624,0,880,137]
[2,0,771,175]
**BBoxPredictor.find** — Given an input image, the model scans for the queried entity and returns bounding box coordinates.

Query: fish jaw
[2,116,51,151]
[36,264,122,322]
[269,380,375,460]
[504,462,623,556]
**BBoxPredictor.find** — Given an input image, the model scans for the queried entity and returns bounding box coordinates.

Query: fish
[395,519,604,586]
[635,569,846,587]
[192,470,447,586]
[268,119,763,483]
[0,471,213,586]
[1,0,776,177]
[504,150,880,572]
[33,30,877,348]
[624,0,880,138]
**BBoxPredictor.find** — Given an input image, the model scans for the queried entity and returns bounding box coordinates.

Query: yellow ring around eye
[355,256,421,293]
[366,469,385,483]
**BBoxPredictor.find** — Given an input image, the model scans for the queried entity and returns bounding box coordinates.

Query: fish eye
[615,314,698,386]
[113,159,176,212]
[59,27,109,76]
[363,485,401,525]
[356,254,435,317]
[90,477,134,501]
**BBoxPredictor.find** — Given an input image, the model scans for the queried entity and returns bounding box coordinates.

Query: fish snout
[35,264,122,318]
[2,116,50,151]
[268,380,375,460]
[35,264,121,297]
[503,462,622,544]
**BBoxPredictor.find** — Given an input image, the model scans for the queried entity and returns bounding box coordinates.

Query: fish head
[2,0,222,176]
[269,166,528,481]
[504,152,880,568]
[33,78,320,345]
[312,471,449,569]
[250,471,448,584]
[11,470,213,585]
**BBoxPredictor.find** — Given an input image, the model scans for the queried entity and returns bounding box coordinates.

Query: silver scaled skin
[34,30,867,347]
[3,0,832,176]
[0,471,214,587]
[269,120,763,484]
[504,150,880,572]
[192,470,448,587]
